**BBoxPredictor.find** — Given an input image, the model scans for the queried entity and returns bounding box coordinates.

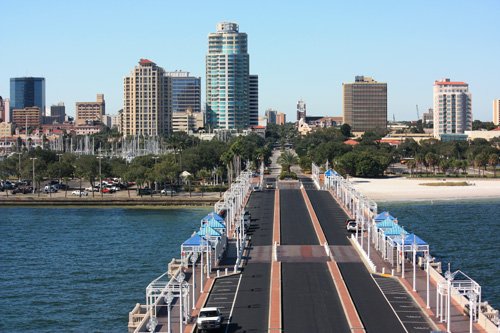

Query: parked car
[12,187,33,194]
[161,189,176,195]
[137,188,152,196]
[265,183,275,189]
[44,185,58,193]
[54,183,69,190]
[101,187,115,194]
[197,307,222,332]
[346,220,358,232]
[252,186,262,192]
[72,190,88,196]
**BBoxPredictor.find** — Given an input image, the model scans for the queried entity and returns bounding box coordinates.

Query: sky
[1,0,499,122]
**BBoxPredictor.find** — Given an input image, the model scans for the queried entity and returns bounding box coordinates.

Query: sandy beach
[348,177,500,202]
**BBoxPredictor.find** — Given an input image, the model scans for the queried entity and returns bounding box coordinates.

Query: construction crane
[416,105,420,120]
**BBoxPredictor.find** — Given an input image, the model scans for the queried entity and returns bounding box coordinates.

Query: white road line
[225,274,243,333]
[371,275,409,333]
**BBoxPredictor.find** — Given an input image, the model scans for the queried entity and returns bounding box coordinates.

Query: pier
[128,161,499,333]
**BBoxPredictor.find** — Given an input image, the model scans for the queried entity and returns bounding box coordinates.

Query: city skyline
[1,1,499,122]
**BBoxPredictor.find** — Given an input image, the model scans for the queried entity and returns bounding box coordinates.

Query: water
[0,207,210,333]
[380,199,500,309]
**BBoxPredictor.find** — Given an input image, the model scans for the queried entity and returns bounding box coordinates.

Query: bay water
[380,199,500,310]
[0,207,210,332]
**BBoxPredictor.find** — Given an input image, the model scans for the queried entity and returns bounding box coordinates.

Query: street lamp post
[165,291,173,333]
[445,264,453,333]
[30,157,37,194]
[97,156,103,198]
[57,153,63,184]
[425,253,432,309]
[412,234,417,292]
[152,156,159,192]
[401,228,406,279]
[16,152,22,181]
[190,253,198,309]
[176,272,185,333]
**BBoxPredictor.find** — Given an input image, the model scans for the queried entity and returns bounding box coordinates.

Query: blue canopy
[202,212,224,222]
[374,211,396,222]
[197,225,221,237]
[376,217,398,229]
[182,234,209,247]
[383,225,408,236]
[202,217,226,230]
[393,233,427,246]
[324,169,339,177]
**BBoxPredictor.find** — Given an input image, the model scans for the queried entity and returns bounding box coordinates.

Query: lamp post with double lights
[425,253,432,309]
[401,227,406,279]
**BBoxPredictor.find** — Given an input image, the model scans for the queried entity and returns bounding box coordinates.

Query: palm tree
[277,151,299,173]
[196,168,211,197]
[488,154,498,178]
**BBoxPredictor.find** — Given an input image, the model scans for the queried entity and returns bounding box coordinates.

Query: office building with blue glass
[165,71,201,113]
[10,77,46,121]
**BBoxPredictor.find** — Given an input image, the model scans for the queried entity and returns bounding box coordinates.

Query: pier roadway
[280,189,351,333]
[307,190,433,333]
[222,190,275,333]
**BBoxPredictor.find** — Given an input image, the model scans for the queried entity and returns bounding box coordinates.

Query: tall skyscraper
[10,77,45,119]
[123,59,171,137]
[276,112,286,125]
[297,99,306,121]
[433,78,472,138]
[249,75,259,126]
[165,71,201,113]
[0,96,5,122]
[342,76,387,132]
[76,94,105,125]
[206,22,255,129]
[493,99,500,126]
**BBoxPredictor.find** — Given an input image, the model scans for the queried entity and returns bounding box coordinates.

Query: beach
[348,176,500,202]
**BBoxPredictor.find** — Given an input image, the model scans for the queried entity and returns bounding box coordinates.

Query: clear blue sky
[1,0,499,122]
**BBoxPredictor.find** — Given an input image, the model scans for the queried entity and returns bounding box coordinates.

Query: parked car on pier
[72,190,88,196]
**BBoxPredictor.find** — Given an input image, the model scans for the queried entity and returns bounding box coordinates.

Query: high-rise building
[433,78,472,138]
[0,96,5,122]
[422,108,434,125]
[172,109,204,133]
[10,77,45,120]
[50,102,66,123]
[76,94,105,125]
[249,75,259,126]
[276,112,286,125]
[297,99,306,121]
[342,76,387,132]
[3,98,10,122]
[493,99,500,126]
[206,22,254,129]
[165,71,201,114]
[123,59,171,137]
[12,106,41,128]
[265,108,278,124]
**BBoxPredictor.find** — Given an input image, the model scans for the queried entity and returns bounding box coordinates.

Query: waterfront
[380,199,500,309]
[0,207,210,333]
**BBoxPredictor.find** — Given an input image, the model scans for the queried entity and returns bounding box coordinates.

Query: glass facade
[206,22,250,129]
[10,77,45,118]
[166,72,201,113]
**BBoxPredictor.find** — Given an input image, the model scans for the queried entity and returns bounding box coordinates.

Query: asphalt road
[224,190,274,333]
[280,189,350,333]
[280,189,318,245]
[307,190,407,333]
[282,263,351,333]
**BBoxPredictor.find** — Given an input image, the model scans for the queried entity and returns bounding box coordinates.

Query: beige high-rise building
[123,59,171,136]
[76,94,105,125]
[12,106,41,128]
[342,76,387,132]
[276,112,286,125]
[493,99,500,126]
[172,109,204,133]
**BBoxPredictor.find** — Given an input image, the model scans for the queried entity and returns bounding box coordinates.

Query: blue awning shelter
[202,212,224,222]
[202,217,226,231]
[197,225,222,238]
[376,217,398,229]
[374,211,396,222]
[324,169,339,177]
[181,233,210,255]
[383,225,407,236]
